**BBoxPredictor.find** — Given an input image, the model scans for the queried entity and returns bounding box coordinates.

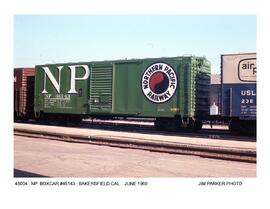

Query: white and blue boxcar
[221,53,256,134]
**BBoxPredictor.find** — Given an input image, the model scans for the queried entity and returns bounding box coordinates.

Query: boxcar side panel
[113,59,181,118]
[193,57,211,119]
[34,64,90,115]
[89,63,113,114]
[112,61,142,115]
[33,56,211,120]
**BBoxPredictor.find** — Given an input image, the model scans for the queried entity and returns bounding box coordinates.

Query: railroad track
[14,121,256,163]
[80,120,256,142]
[16,119,256,142]
[14,128,256,163]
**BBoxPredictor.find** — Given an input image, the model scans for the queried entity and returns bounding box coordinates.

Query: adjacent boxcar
[221,53,256,134]
[34,56,210,129]
[14,68,35,119]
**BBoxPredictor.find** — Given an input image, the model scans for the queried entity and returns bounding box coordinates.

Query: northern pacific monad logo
[141,62,177,103]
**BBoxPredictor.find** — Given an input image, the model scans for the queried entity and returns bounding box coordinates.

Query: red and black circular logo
[141,62,177,103]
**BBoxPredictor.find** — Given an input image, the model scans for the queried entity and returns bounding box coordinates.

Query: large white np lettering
[41,65,90,94]
[42,66,63,94]
[68,65,90,93]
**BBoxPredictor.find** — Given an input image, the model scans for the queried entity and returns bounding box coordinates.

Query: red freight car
[14,68,35,120]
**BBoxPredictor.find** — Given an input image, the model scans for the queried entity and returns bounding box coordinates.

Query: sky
[14,15,256,73]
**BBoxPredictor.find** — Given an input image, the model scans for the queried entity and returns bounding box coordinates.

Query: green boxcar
[34,56,210,128]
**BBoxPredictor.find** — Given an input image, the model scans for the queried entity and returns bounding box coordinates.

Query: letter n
[42,66,63,94]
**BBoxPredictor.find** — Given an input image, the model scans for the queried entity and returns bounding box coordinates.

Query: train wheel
[229,119,239,134]
[154,118,166,130]
[72,116,81,126]
[186,118,202,131]
[229,119,256,136]
[193,119,203,131]
[154,118,180,131]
